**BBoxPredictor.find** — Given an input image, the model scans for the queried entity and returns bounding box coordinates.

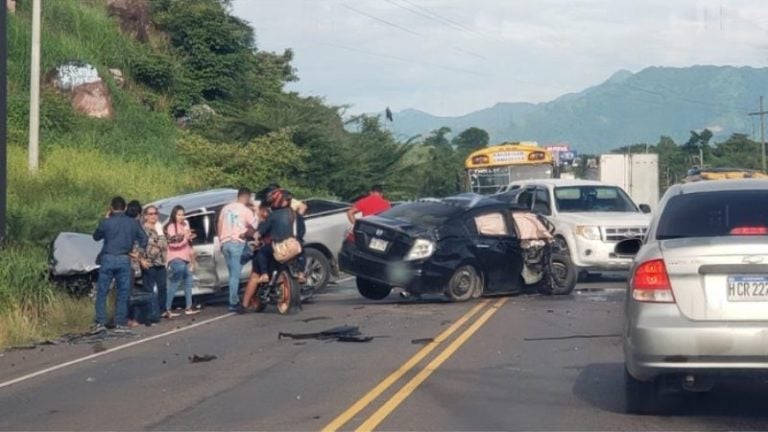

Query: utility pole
[748,96,767,173]
[1,0,8,243]
[28,0,41,172]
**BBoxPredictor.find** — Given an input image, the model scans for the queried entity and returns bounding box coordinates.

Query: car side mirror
[639,204,651,214]
[615,238,643,258]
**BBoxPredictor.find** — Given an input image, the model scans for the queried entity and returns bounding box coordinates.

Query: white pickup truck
[495,179,652,277]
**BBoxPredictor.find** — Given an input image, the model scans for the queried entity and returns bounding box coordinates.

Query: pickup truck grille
[603,227,647,242]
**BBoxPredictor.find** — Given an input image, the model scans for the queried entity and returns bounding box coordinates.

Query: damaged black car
[339,193,577,301]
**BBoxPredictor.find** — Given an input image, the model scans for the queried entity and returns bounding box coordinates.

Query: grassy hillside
[2,0,197,348]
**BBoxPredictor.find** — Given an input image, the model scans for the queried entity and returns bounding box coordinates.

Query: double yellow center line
[322,297,508,432]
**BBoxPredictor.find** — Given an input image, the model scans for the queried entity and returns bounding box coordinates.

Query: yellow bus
[465,142,555,194]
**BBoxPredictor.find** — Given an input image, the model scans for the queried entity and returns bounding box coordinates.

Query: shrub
[176,130,307,190]
[130,53,175,91]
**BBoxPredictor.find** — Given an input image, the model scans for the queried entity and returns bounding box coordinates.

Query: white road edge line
[0,312,236,390]
[335,276,354,284]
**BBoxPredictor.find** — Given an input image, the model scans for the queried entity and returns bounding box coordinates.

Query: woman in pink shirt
[164,206,200,317]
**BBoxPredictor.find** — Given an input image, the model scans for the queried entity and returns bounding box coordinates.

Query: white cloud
[232,0,768,116]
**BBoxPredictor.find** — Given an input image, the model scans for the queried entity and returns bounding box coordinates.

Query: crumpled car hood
[50,232,102,276]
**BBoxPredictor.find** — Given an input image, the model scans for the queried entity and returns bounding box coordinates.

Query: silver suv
[622,179,768,414]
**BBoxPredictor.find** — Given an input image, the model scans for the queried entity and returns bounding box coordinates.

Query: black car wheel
[356,277,392,300]
[446,265,480,302]
[536,252,577,295]
[304,248,331,293]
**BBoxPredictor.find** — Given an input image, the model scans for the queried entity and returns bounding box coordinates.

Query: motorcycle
[249,252,303,315]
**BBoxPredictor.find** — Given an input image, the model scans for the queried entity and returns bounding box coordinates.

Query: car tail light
[345,229,355,244]
[631,259,674,303]
[730,226,768,235]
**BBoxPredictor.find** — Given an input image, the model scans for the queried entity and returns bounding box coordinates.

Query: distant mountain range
[386,66,767,154]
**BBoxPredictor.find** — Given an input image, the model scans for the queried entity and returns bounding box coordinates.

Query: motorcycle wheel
[275,270,301,315]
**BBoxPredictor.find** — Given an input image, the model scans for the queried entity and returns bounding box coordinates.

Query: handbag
[272,210,303,263]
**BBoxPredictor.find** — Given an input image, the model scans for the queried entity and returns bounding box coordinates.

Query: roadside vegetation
[3,0,764,349]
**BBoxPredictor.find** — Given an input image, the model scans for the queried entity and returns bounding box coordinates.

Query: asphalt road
[2,277,768,431]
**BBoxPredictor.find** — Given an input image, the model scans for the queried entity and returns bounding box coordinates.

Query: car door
[467,210,525,293]
[187,212,218,289]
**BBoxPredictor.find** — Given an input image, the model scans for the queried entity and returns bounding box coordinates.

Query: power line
[384,0,479,38]
[398,0,494,40]
[452,46,487,60]
[383,0,488,60]
[342,4,421,37]
[321,42,485,78]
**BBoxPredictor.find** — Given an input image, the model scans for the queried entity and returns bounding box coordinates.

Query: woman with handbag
[252,188,302,284]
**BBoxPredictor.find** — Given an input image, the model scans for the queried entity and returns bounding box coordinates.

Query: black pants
[142,265,168,315]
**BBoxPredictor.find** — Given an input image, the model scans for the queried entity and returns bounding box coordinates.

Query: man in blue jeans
[92,196,148,333]
[217,188,256,312]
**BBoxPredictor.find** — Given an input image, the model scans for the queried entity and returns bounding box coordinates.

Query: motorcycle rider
[239,188,303,312]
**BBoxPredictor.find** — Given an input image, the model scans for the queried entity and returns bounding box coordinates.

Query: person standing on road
[92,196,148,333]
[141,205,168,321]
[164,205,200,318]
[217,188,256,312]
[346,184,391,224]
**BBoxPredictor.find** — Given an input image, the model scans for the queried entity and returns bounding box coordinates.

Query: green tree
[453,127,489,160]
[710,133,762,170]
[418,127,461,197]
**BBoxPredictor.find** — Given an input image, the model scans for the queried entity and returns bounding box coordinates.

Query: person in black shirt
[92,196,148,333]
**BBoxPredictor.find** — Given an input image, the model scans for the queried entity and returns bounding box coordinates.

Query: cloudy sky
[232,0,768,117]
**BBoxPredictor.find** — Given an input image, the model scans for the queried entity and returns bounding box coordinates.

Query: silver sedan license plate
[369,238,388,252]
[727,275,768,301]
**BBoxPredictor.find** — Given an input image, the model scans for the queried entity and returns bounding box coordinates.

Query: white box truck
[599,154,659,210]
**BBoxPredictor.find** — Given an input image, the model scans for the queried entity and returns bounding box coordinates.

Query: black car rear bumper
[339,245,449,295]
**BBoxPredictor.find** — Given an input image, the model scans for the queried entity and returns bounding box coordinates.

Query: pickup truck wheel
[356,278,392,300]
[446,265,479,302]
[304,248,330,293]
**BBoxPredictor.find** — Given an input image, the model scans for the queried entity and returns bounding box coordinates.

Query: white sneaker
[185,309,201,316]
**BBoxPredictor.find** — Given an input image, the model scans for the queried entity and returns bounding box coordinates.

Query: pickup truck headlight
[405,239,436,261]
[575,225,601,241]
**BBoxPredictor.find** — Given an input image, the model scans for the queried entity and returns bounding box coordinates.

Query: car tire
[536,252,577,295]
[550,252,577,295]
[624,368,661,415]
[304,248,331,293]
[356,277,392,300]
[446,265,480,302]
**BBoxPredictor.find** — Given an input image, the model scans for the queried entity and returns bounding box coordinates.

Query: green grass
[8,0,179,162]
[2,0,195,349]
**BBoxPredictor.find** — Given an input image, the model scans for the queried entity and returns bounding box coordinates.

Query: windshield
[554,186,638,213]
[379,202,463,228]
[468,165,553,195]
[656,190,768,240]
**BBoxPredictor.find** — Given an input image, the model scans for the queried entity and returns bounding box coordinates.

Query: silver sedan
[622,179,768,414]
